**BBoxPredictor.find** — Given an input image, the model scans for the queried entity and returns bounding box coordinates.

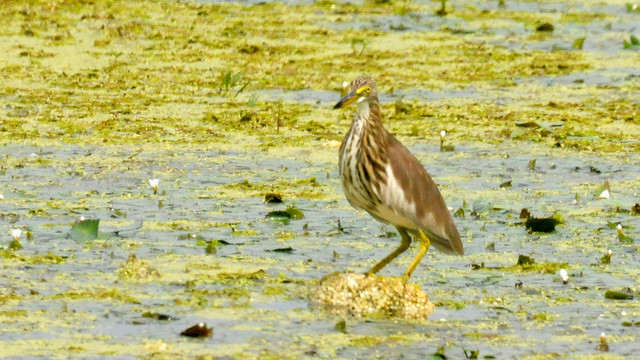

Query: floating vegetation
[572,37,586,50]
[623,34,640,50]
[265,205,305,223]
[141,312,177,321]
[600,249,613,264]
[617,224,634,243]
[117,254,161,281]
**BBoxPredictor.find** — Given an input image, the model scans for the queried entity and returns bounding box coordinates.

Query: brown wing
[382,135,464,255]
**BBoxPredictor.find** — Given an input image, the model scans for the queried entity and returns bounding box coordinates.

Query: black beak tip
[333,102,342,109]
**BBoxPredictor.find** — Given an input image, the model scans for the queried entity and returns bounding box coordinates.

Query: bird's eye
[363,86,371,94]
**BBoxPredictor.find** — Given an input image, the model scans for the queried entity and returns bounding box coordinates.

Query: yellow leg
[401,229,431,283]
[366,227,411,276]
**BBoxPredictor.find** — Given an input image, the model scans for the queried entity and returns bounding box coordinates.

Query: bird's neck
[354,99,383,129]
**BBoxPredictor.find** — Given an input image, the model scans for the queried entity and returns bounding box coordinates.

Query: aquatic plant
[219,71,251,98]
[148,178,159,195]
[558,269,569,284]
[11,228,21,242]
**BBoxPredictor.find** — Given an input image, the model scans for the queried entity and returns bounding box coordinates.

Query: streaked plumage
[335,76,463,281]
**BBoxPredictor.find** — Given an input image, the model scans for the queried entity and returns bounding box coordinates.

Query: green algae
[51,287,141,304]
[117,253,162,281]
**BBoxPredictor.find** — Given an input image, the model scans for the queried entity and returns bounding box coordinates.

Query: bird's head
[334,76,378,109]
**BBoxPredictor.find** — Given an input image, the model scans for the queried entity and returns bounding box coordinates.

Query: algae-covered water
[1,0,639,358]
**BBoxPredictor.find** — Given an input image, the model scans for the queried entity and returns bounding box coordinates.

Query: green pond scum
[0,0,639,358]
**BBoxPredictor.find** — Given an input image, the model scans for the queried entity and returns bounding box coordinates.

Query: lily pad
[285,205,304,219]
[266,210,291,224]
[69,219,99,241]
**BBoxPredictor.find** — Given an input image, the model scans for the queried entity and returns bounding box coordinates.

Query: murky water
[2,138,639,358]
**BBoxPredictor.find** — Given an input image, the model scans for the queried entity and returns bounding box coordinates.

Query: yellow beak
[333,91,358,109]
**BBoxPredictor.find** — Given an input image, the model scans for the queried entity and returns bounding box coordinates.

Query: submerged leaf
[205,240,219,254]
[604,289,634,300]
[142,312,177,321]
[334,318,347,333]
[472,200,491,214]
[69,219,99,241]
[515,121,540,128]
[572,37,586,49]
[510,127,528,139]
[517,255,535,266]
[265,210,291,224]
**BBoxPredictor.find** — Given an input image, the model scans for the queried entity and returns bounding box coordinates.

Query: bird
[334,76,464,283]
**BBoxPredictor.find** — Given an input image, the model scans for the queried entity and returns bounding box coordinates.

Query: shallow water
[2,139,639,358]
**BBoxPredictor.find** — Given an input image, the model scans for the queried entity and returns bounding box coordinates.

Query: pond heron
[334,76,464,282]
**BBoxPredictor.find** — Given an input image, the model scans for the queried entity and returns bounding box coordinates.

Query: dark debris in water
[521,209,563,233]
[517,255,535,266]
[180,322,212,338]
[499,180,512,188]
[536,22,555,32]
[264,193,283,203]
[525,217,558,233]
[267,247,294,253]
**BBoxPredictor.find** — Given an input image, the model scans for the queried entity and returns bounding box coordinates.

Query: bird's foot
[400,274,410,284]
[364,271,377,278]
